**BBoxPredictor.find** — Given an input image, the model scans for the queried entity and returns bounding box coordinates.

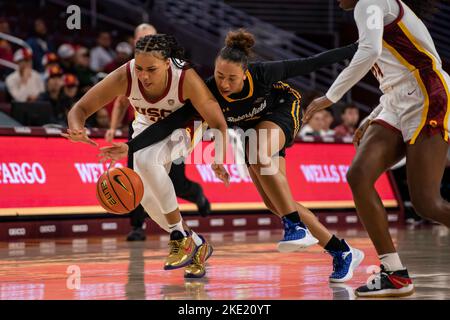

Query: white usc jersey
[326,0,450,101]
[125,58,187,127]
[367,0,450,144]
[327,0,450,144]
[124,58,206,224]
[375,0,447,92]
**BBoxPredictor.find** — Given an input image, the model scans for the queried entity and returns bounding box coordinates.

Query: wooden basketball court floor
[0,225,449,300]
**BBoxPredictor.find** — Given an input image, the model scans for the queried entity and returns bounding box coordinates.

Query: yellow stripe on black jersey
[272,81,302,134]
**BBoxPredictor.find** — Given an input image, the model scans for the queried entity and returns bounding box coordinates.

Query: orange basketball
[96,167,144,214]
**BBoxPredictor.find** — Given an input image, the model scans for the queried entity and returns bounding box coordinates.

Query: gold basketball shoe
[164,230,198,270]
[184,236,213,278]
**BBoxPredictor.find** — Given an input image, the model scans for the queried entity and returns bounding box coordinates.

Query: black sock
[283,212,301,223]
[325,235,347,252]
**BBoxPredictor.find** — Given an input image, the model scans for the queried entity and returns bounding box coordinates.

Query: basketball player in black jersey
[100,30,365,282]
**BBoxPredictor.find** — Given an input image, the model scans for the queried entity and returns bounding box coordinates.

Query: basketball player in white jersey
[104,23,158,242]
[63,34,230,279]
[106,24,212,242]
[303,0,450,297]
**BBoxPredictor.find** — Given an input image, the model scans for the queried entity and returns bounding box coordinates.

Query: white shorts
[131,120,193,232]
[374,71,450,144]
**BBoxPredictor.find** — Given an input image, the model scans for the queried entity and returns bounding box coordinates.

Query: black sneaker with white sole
[355,265,414,298]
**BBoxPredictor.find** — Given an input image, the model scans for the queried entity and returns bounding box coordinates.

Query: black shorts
[241,85,302,162]
[260,96,301,156]
[259,86,302,157]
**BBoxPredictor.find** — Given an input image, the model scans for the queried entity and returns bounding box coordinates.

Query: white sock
[168,220,186,236]
[191,231,203,246]
[379,252,404,271]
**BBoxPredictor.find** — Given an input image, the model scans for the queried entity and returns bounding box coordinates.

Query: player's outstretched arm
[303,1,384,123]
[258,42,358,85]
[62,64,128,146]
[99,103,197,162]
[183,69,230,185]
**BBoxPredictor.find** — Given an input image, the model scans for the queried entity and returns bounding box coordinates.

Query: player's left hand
[302,96,333,124]
[211,163,230,186]
[98,142,129,163]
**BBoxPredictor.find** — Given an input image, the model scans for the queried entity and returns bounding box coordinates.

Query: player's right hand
[61,128,98,146]
[211,163,230,187]
[98,142,129,162]
[302,96,333,124]
[353,120,370,147]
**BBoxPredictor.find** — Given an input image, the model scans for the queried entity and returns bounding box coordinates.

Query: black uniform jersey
[206,63,285,129]
[127,43,357,153]
[205,42,357,129]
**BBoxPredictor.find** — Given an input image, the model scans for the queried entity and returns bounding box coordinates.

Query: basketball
[96,167,144,214]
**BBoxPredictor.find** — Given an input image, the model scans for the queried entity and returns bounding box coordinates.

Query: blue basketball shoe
[328,239,364,283]
[277,217,319,252]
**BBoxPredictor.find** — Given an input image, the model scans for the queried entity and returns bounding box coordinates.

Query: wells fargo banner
[0,137,397,216]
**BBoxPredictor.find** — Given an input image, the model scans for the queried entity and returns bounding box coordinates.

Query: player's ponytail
[218,29,255,70]
[135,34,189,69]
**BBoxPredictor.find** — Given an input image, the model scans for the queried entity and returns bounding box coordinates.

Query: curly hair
[135,34,187,69]
[217,29,255,70]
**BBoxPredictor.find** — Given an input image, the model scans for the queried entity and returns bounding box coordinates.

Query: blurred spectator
[90,31,115,72]
[104,42,133,73]
[26,18,55,72]
[0,18,14,77]
[94,107,111,129]
[40,52,59,78]
[63,73,78,95]
[104,96,134,131]
[62,73,79,99]
[0,18,13,60]
[57,43,76,73]
[74,46,96,94]
[58,73,79,121]
[38,65,64,123]
[334,104,360,138]
[126,35,135,49]
[134,23,157,43]
[41,52,59,70]
[322,109,335,137]
[0,17,11,34]
[0,17,11,39]
[299,110,326,138]
[6,48,44,102]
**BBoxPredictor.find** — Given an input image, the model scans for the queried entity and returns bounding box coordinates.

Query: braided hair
[135,34,188,69]
[217,29,255,71]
